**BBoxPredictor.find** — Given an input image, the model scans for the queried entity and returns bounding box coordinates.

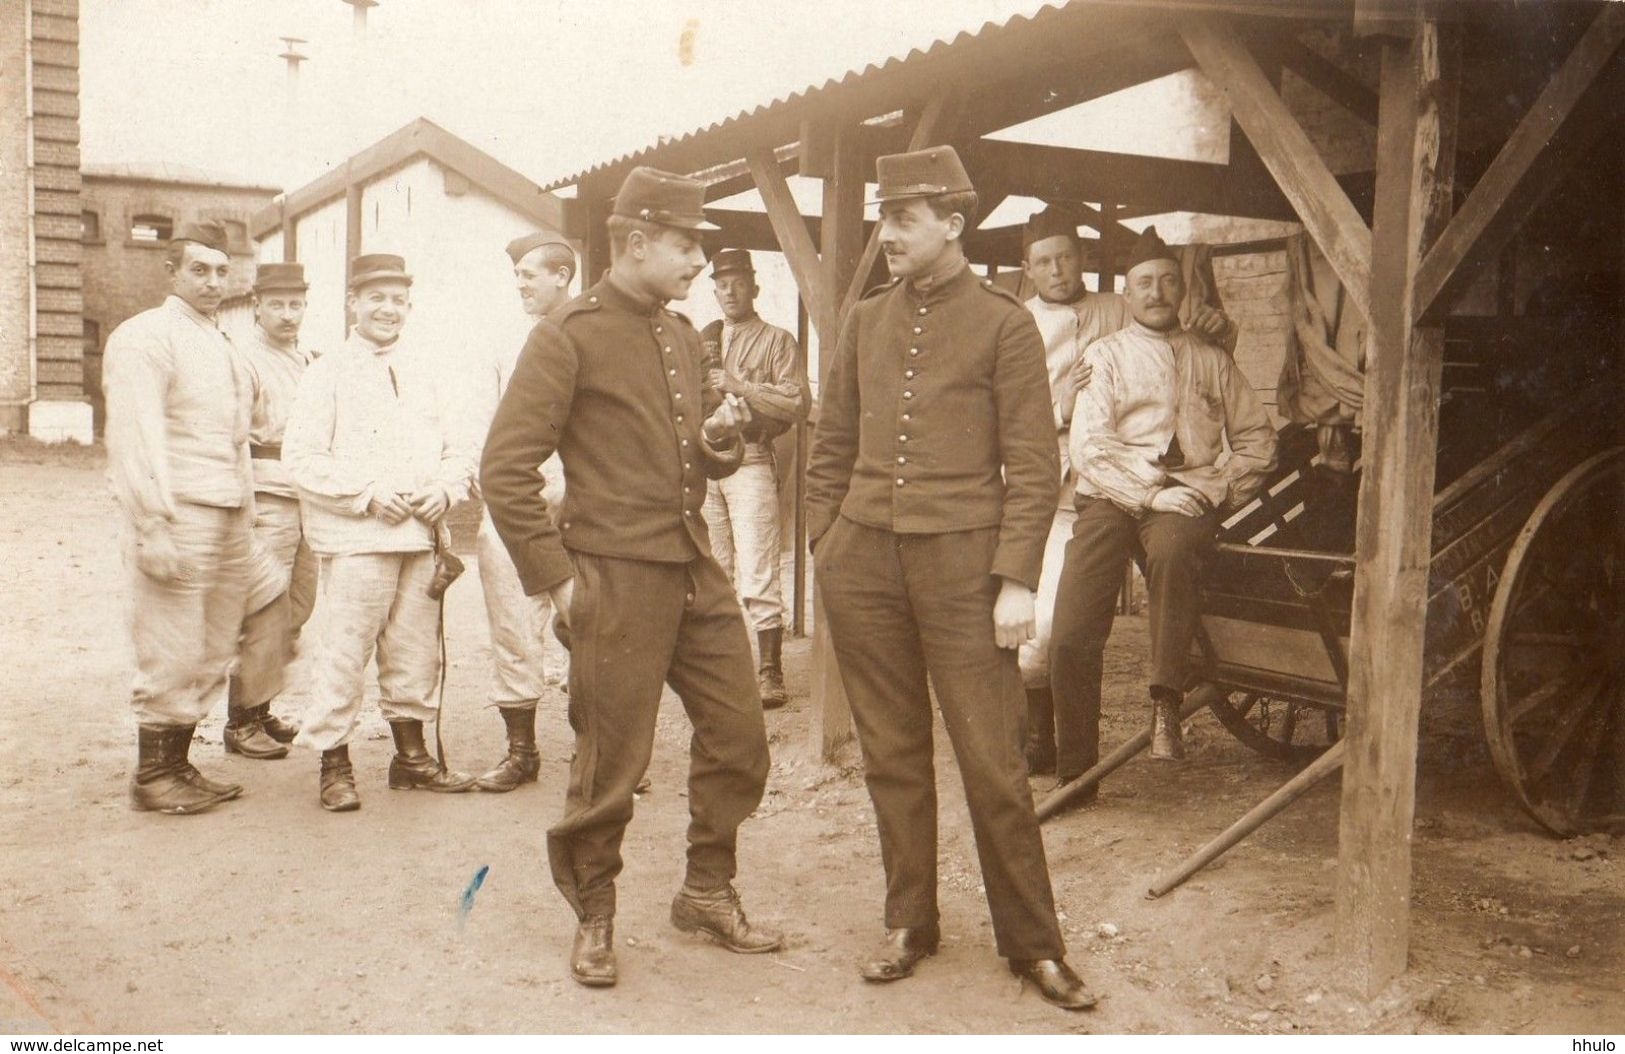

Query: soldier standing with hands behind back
[483,168,782,990]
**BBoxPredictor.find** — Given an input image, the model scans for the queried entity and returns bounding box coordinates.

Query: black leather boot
[130,726,235,815]
[1009,957,1098,1010]
[670,883,783,953]
[1024,686,1057,775]
[757,628,787,710]
[386,719,476,792]
[1150,688,1186,761]
[860,923,941,982]
[259,705,301,744]
[224,681,289,759]
[320,745,360,812]
[570,915,616,987]
[475,704,541,792]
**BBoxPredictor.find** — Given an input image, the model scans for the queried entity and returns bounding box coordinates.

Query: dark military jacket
[805,261,1060,590]
[481,275,742,595]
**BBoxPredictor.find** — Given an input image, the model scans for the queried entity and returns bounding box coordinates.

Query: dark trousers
[546,551,769,920]
[1049,496,1217,779]
[817,517,1065,960]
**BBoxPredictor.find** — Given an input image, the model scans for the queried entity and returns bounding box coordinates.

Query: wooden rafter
[746,148,833,347]
[1263,29,1379,125]
[1180,13,1373,320]
[960,139,1239,218]
[1411,2,1625,322]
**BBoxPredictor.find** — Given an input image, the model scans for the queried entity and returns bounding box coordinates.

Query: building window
[81,210,100,243]
[129,214,173,243]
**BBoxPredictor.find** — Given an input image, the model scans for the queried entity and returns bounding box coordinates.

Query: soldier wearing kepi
[221,261,318,760]
[1051,227,1276,767]
[103,221,254,815]
[482,167,781,989]
[283,253,480,811]
[470,232,574,793]
[699,249,807,710]
[805,147,1095,1010]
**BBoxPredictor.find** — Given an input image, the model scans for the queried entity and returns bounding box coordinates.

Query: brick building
[79,164,278,433]
[0,0,87,441]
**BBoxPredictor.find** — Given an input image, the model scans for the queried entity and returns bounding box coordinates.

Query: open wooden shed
[540,0,1625,995]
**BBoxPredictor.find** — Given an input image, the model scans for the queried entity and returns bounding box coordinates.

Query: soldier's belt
[250,443,282,460]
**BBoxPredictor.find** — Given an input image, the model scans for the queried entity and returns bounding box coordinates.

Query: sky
[80,0,1072,191]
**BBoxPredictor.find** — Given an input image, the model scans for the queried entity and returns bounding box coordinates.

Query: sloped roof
[250,117,570,239]
[83,161,280,193]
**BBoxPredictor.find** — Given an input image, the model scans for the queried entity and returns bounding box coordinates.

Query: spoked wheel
[1205,689,1341,764]
[1482,447,1625,836]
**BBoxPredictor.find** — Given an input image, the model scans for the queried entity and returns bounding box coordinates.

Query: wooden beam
[578,171,615,286]
[839,94,957,322]
[960,138,1241,218]
[1334,11,1458,998]
[746,148,834,348]
[1180,14,1374,320]
[1411,3,1625,322]
[820,127,866,345]
[343,176,362,340]
[1265,29,1380,125]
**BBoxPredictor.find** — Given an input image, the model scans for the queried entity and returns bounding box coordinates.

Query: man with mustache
[283,253,480,811]
[103,221,255,814]
[700,249,806,710]
[469,232,574,793]
[1018,209,1232,788]
[806,147,1094,1010]
[482,168,780,988]
[221,262,319,761]
[1051,227,1277,765]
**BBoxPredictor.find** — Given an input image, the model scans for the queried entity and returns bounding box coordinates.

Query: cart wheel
[1205,690,1340,764]
[1481,446,1625,836]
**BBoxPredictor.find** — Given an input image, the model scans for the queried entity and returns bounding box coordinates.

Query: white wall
[291,197,348,353]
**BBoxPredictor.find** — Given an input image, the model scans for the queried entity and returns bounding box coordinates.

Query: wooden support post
[1334,12,1458,997]
[792,298,809,639]
[281,197,297,263]
[1411,3,1625,321]
[1181,14,1373,320]
[578,171,616,287]
[1097,201,1118,292]
[343,176,362,340]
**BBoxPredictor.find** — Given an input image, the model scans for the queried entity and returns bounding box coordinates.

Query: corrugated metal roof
[539,1,1073,190]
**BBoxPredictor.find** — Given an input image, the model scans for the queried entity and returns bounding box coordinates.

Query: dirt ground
[0,438,1620,1036]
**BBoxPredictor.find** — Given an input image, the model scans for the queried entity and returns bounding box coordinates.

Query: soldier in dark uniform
[481,167,782,989]
[805,146,1095,1011]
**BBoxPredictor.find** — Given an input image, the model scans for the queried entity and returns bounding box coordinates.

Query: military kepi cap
[348,253,412,290]
[506,230,572,265]
[170,221,230,255]
[710,248,754,277]
[1022,208,1081,251]
[1124,226,1179,273]
[612,166,719,231]
[253,262,308,294]
[872,145,974,203]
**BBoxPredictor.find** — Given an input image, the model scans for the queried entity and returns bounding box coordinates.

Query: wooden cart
[1038,324,1624,893]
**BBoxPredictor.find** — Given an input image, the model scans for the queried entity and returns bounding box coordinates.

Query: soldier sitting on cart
[1049,228,1278,769]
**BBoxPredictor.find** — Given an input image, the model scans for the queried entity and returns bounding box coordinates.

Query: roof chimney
[341,0,378,39]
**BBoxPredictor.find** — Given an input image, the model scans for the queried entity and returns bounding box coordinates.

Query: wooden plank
[839,94,956,322]
[1412,3,1625,322]
[1180,14,1373,320]
[1266,29,1379,125]
[1334,12,1457,998]
[746,148,833,348]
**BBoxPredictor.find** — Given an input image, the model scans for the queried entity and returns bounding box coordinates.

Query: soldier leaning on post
[482,167,782,989]
[283,253,481,812]
[804,146,1095,1011]
[102,221,256,815]
[219,261,320,761]
[467,231,575,793]
[699,248,807,710]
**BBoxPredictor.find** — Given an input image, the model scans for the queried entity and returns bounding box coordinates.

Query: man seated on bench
[1049,227,1278,769]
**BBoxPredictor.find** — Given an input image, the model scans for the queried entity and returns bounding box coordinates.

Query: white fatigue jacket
[102,295,253,527]
[242,326,313,500]
[1071,321,1277,513]
[284,332,478,556]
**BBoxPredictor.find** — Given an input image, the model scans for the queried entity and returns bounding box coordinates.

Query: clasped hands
[368,486,450,526]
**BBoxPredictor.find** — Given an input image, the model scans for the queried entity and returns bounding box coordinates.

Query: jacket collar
[905,257,972,304]
[601,273,663,316]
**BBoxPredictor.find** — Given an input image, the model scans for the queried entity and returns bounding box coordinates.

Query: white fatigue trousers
[295,551,442,752]
[701,457,784,633]
[252,493,316,630]
[476,514,555,705]
[125,503,252,727]
[1019,504,1078,689]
